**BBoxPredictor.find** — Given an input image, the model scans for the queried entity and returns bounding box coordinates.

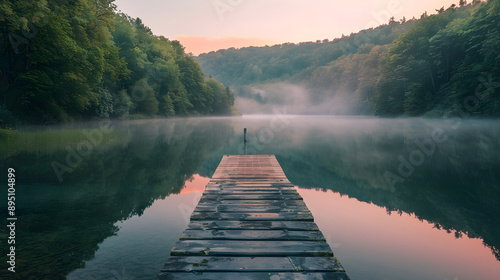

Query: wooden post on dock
[243,128,247,155]
[158,155,350,280]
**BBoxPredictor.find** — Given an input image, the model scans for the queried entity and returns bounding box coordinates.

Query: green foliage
[160,94,175,117]
[0,1,234,123]
[108,13,233,117]
[204,78,234,115]
[132,78,158,116]
[197,20,415,115]
[96,88,114,118]
[0,127,16,141]
[375,0,499,116]
[112,90,132,119]
[0,105,17,127]
[374,6,473,116]
[198,2,498,117]
[0,126,127,159]
[197,23,413,87]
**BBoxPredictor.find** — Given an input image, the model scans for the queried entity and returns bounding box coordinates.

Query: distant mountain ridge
[196,0,499,117]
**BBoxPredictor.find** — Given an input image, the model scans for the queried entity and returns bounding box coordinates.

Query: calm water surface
[1,116,499,280]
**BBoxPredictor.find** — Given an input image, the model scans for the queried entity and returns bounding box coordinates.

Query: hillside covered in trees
[197,0,499,117]
[0,0,235,125]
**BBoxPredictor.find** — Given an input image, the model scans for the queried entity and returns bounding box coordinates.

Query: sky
[114,0,464,55]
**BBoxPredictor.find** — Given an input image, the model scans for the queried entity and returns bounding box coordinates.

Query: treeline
[197,0,499,117]
[0,0,234,125]
[375,0,499,116]
[198,21,413,87]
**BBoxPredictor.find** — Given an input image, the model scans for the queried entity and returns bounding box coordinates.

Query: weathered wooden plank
[190,211,313,221]
[158,272,350,280]
[204,187,297,192]
[214,183,295,187]
[214,182,295,186]
[197,199,307,206]
[193,204,309,213]
[206,185,297,191]
[214,174,287,177]
[161,256,345,272]
[205,187,284,191]
[213,177,289,181]
[204,188,296,192]
[206,188,295,192]
[215,172,287,175]
[211,180,291,184]
[203,191,283,194]
[179,229,325,241]
[158,155,350,280]
[187,221,320,231]
[220,184,295,187]
[200,194,303,200]
[170,240,333,257]
[203,190,298,196]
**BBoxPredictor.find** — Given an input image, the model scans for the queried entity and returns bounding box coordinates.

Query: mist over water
[235,83,363,115]
[1,116,499,280]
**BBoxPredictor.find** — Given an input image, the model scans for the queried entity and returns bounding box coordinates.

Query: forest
[0,0,235,125]
[197,0,499,117]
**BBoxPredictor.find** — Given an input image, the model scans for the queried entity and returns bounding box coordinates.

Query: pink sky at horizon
[114,0,479,55]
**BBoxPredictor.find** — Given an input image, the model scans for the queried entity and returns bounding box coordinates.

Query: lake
[1,115,499,280]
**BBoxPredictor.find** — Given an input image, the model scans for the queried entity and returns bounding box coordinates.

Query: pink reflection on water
[298,188,500,280]
[179,174,211,194]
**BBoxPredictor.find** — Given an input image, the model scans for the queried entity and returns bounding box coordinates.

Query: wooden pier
[158,155,350,280]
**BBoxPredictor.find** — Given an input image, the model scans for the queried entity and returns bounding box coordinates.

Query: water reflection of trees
[0,119,232,280]
[1,117,498,280]
[274,119,500,262]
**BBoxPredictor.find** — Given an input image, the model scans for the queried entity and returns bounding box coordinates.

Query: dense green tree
[112,89,132,118]
[197,20,415,114]
[177,56,209,114]
[0,0,124,122]
[204,78,234,114]
[444,0,500,115]
[110,13,234,118]
[197,1,497,117]
[374,0,498,116]
[0,1,234,124]
[95,88,114,118]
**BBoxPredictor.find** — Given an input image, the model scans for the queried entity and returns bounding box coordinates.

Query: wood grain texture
[158,155,350,280]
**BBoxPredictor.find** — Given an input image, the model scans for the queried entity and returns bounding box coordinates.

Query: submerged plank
[170,240,333,257]
[161,256,345,272]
